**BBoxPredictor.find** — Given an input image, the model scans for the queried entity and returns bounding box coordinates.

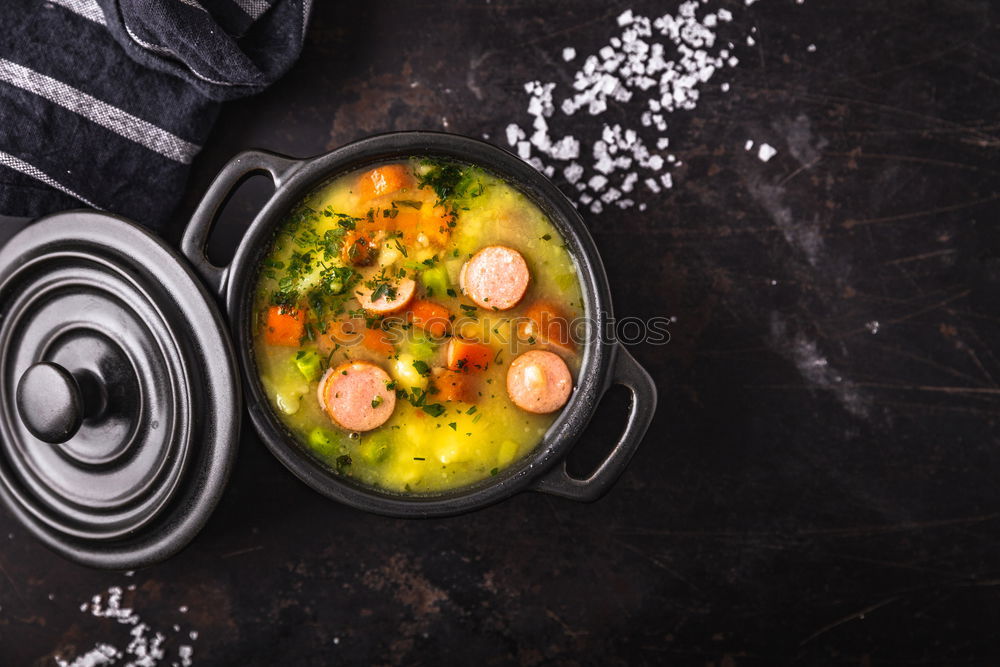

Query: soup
[252,158,584,494]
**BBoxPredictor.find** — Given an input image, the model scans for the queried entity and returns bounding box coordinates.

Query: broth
[252,158,584,494]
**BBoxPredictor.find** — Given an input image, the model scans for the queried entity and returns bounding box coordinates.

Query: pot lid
[0,211,240,569]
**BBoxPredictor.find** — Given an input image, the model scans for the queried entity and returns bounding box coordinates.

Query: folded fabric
[0,0,311,227]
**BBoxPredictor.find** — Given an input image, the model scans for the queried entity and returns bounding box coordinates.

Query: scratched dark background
[2,0,1000,665]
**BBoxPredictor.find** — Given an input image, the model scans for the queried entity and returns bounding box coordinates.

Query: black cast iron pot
[181,132,656,518]
[0,132,656,568]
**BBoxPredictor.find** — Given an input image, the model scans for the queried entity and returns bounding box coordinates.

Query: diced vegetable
[392,353,429,391]
[554,273,576,291]
[308,427,339,458]
[519,300,575,353]
[276,390,301,415]
[357,164,411,201]
[406,333,436,361]
[408,299,451,338]
[432,368,477,403]
[341,230,376,266]
[294,350,323,382]
[359,435,391,465]
[264,306,305,346]
[419,265,449,297]
[444,258,464,285]
[447,338,493,372]
[361,327,395,357]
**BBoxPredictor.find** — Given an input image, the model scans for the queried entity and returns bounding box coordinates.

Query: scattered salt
[757,143,778,162]
[501,2,764,214]
[55,584,198,667]
[744,139,754,151]
[806,43,816,52]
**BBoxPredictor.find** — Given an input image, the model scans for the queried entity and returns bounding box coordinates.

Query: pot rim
[219,131,618,517]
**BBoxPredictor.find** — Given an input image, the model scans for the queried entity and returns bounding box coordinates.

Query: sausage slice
[357,277,416,315]
[506,350,573,414]
[459,245,530,310]
[318,361,396,432]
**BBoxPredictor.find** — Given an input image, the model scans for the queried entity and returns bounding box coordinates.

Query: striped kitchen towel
[0,0,312,227]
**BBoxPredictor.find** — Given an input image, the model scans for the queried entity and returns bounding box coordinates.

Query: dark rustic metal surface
[2,0,999,664]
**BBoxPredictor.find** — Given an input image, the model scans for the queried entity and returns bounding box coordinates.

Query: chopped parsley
[396,386,446,418]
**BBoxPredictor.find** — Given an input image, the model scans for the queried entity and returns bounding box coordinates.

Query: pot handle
[181,149,301,296]
[532,345,657,502]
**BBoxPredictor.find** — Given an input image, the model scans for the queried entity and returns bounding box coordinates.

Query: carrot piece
[317,319,358,356]
[317,319,395,357]
[447,338,493,372]
[356,164,412,201]
[519,300,575,353]
[408,299,452,338]
[419,204,453,246]
[264,306,305,347]
[433,368,477,403]
[361,327,395,357]
[341,230,375,266]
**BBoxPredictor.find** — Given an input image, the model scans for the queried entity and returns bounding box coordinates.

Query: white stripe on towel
[0,58,199,164]
[0,150,99,208]
[302,0,313,39]
[122,22,235,87]
[231,0,271,20]
[45,0,107,26]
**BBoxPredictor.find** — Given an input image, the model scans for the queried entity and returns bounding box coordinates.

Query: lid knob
[16,362,105,444]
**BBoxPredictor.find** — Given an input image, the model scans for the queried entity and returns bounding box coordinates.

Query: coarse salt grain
[55,584,198,667]
[501,2,762,215]
[757,143,778,162]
